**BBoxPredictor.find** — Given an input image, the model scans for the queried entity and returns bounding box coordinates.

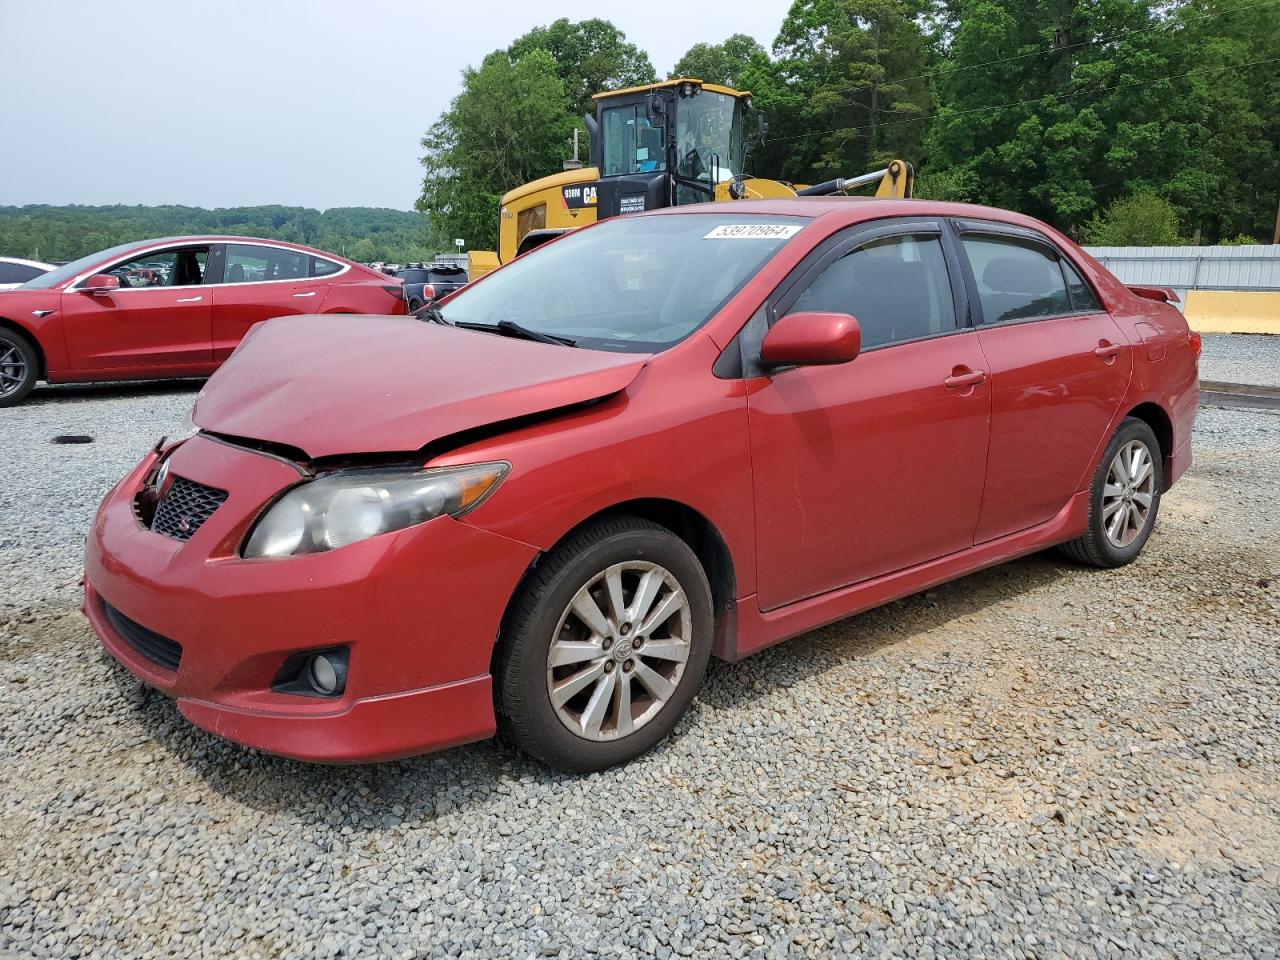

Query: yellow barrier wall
[1184,290,1280,334]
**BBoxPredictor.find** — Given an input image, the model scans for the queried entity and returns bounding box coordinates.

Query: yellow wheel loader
[467,78,914,280]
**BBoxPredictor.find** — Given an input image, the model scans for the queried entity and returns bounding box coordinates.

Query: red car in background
[0,236,404,405]
[84,200,1199,771]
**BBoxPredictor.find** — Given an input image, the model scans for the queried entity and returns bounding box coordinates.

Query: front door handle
[1094,340,1124,362]
[292,291,316,298]
[175,296,203,303]
[944,368,987,390]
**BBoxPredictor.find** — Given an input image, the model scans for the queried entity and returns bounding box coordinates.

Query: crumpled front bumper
[83,434,538,763]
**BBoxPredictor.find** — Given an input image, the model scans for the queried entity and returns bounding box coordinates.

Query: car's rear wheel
[496,517,713,772]
[0,327,38,407]
[1059,417,1162,568]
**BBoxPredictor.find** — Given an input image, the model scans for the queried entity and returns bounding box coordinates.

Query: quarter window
[962,236,1071,324]
[785,235,956,350]
[311,257,342,278]
[1062,258,1101,312]
[224,244,309,283]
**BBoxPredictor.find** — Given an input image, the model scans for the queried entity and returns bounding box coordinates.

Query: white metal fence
[1083,245,1280,304]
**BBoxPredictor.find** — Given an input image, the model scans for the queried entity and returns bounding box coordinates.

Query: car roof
[107,235,353,259]
[641,197,1062,237]
[0,256,54,270]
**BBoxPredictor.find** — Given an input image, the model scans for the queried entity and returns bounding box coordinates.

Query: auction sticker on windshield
[704,224,804,240]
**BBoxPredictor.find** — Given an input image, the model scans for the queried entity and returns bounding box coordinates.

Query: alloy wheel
[1102,439,1155,548]
[546,561,692,741]
[0,344,28,400]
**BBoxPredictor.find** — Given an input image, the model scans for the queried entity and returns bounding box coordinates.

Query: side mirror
[760,311,861,367]
[81,274,121,294]
[644,92,666,130]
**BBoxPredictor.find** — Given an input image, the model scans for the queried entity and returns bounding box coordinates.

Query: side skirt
[715,490,1090,662]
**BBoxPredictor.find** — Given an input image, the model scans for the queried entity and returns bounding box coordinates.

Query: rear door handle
[175,296,203,303]
[292,291,316,298]
[1095,341,1124,361]
[944,369,987,389]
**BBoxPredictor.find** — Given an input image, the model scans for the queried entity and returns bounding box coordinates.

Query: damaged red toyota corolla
[84,199,1199,771]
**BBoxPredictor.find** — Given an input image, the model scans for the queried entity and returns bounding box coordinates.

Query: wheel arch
[1123,400,1175,491]
[491,497,739,676]
[0,317,45,378]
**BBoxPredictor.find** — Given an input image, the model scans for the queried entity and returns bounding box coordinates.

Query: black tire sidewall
[499,522,713,772]
[1088,418,1163,565]
[0,328,38,407]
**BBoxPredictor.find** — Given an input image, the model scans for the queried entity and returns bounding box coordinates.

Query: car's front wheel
[0,327,39,407]
[496,517,713,772]
[1059,417,1163,568]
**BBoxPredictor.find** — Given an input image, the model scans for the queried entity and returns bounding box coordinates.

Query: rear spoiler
[1128,284,1180,304]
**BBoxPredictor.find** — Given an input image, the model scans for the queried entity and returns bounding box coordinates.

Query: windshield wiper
[453,319,577,347]
[414,302,449,325]
[497,319,577,346]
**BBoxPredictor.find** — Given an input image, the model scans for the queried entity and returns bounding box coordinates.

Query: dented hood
[192,315,649,458]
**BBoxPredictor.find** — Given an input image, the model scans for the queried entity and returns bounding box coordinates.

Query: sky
[2,0,792,212]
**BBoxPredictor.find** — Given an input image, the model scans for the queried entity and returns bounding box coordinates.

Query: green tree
[671,35,769,88]
[1082,192,1183,245]
[417,50,578,250]
[1174,0,1280,241]
[508,18,656,119]
[920,0,1256,238]
[0,205,433,263]
[765,0,934,183]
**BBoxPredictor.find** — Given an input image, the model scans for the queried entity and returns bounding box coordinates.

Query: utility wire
[769,55,1280,143]
[871,0,1280,90]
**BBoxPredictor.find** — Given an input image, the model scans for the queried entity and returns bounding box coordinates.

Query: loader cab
[589,79,750,218]
[496,79,754,265]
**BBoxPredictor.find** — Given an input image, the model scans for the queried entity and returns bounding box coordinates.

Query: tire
[1058,417,1163,568]
[0,326,39,407]
[496,516,714,772]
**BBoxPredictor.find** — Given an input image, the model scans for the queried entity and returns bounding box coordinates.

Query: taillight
[381,284,405,301]
[1189,330,1202,361]
[422,283,436,301]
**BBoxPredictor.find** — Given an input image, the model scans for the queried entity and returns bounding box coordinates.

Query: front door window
[109,248,208,288]
[784,235,956,348]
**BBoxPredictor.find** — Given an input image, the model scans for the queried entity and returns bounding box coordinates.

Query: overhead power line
[769,55,1280,144]
[883,0,1280,90]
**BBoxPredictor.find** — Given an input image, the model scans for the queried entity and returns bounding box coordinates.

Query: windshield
[676,92,745,184]
[19,240,143,289]
[440,213,806,352]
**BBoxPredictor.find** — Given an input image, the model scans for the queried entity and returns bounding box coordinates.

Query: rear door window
[223,244,310,283]
[785,234,956,349]
[0,262,45,284]
[962,236,1072,324]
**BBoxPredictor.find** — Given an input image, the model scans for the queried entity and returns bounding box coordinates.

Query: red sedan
[84,199,1199,771]
[0,236,404,405]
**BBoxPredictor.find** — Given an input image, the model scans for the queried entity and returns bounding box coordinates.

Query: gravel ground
[2,366,1278,959]
[1199,334,1280,388]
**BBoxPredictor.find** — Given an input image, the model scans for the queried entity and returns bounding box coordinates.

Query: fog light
[308,654,339,695]
[273,646,349,698]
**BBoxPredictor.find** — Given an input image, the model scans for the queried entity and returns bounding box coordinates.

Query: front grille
[102,602,183,672]
[151,476,228,542]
